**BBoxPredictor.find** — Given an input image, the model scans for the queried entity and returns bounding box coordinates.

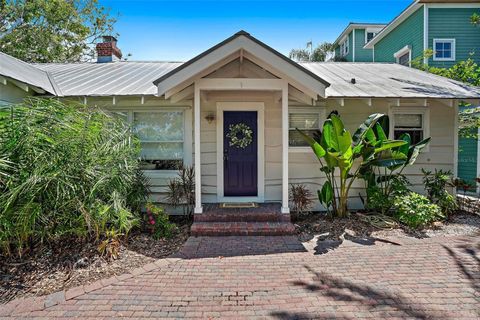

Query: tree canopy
[289,41,335,62]
[0,0,117,63]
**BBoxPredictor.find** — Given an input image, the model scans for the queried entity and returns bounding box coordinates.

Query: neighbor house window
[390,108,429,146]
[365,32,376,43]
[394,45,411,67]
[433,39,455,61]
[288,109,323,147]
[133,111,185,170]
[340,38,349,56]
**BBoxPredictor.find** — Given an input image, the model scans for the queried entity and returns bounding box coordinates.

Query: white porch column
[281,82,290,214]
[194,83,203,214]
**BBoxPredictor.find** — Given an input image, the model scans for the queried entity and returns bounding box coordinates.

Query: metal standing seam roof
[0,52,57,94]
[33,60,480,99]
[34,61,182,97]
[301,62,480,99]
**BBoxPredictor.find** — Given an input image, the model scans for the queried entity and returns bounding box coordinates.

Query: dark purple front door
[223,111,258,197]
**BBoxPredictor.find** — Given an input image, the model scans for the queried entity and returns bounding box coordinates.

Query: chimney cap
[101,35,118,43]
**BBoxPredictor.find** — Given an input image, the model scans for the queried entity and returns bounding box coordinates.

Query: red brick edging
[0,258,180,317]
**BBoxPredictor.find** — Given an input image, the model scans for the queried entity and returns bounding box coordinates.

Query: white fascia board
[427,3,480,8]
[333,24,387,46]
[364,2,422,49]
[157,35,327,99]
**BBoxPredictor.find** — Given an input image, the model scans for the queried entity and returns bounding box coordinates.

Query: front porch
[153,31,329,222]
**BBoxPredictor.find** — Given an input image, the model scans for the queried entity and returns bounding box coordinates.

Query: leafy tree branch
[0,0,117,62]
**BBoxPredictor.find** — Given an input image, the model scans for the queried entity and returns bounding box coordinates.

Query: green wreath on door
[226,123,253,149]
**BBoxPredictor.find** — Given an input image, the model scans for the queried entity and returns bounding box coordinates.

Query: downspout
[373,45,375,62]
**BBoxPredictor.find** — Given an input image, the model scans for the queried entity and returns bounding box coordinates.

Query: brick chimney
[96,36,122,63]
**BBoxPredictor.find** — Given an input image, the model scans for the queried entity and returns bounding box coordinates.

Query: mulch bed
[293,211,480,242]
[0,217,191,304]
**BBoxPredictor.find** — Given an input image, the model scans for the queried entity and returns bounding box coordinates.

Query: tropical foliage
[289,41,335,62]
[360,127,431,214]
[289,184,314,215]
[165,166,195,217]
[0,99,148,256]
[144,203,176,239]
[393,192,443,229]
[297,113,408,217]
[422,169,458,215]
[0,0,117,62]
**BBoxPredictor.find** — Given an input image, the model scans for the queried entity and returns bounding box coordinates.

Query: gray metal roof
[33,60,480,99]
[0,52,57,94]
[35,61,181,96]
[301,62,480,99]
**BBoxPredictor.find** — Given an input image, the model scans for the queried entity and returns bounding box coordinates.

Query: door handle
[224,149,229,166]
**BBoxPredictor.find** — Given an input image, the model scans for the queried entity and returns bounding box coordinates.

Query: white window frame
[340,37,349,57]
[389,107,430,152]
[433,38,456,61]
[288,107,326,153]
[394,45,412,67]
[364,27,383,44]
[365,31,375,44]
[110,108,192,175]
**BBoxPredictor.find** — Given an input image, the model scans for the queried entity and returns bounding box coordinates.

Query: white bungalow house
[1,31,479,235]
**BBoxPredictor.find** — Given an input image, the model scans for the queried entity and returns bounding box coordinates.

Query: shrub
[165,166,195,217]
[393,192,443,229]
[289,184,314,215]
[0,99,148,256]
[422,169,458,215]
[365,175,410,214]
[145,203,176,239]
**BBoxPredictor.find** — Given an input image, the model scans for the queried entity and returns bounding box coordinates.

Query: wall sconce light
[205,113,215,124]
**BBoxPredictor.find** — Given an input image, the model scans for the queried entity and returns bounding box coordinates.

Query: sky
[100,0,412,61]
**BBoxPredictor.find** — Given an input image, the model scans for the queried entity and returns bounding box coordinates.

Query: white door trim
[216,102,265,203]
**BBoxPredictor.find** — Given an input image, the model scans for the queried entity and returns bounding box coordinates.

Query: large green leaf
[374,123,388,142]
[363,127,377,146]
[397,133,411,156]
[330,115,352,154]
[295,129,326,159]
[352,113,385,145]
[407,137,431,165]
[374,140,407,153]
[367,150,407,167]
[318,181,334,206]
[369,158,407,167]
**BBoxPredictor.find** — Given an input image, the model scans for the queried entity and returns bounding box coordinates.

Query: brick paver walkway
[1,235,479,319]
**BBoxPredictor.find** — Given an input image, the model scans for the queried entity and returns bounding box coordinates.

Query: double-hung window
[340,38,349,57]
[433,39,455,61]
[133,111,185,170]
[365,32,376,43]
[390,108,429,146]
[288,108,324,148]
[111,109,188,171]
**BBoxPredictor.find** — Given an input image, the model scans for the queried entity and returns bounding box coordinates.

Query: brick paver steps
[191,203,295,236]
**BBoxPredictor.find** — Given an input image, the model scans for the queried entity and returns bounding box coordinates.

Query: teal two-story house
[333,0,480,193]
[332,23,387,62]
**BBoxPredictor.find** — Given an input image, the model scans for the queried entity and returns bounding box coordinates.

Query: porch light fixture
[205,113,215,123]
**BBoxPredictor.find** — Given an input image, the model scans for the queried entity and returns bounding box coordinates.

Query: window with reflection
[133,111,184,170]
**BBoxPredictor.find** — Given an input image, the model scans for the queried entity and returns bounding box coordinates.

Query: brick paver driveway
[1,235,479,319]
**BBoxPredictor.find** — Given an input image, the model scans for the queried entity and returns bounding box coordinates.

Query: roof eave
[153,31,330,98]
[364,1,422,49]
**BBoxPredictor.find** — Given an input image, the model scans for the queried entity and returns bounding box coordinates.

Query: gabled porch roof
[153,31,330,100]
